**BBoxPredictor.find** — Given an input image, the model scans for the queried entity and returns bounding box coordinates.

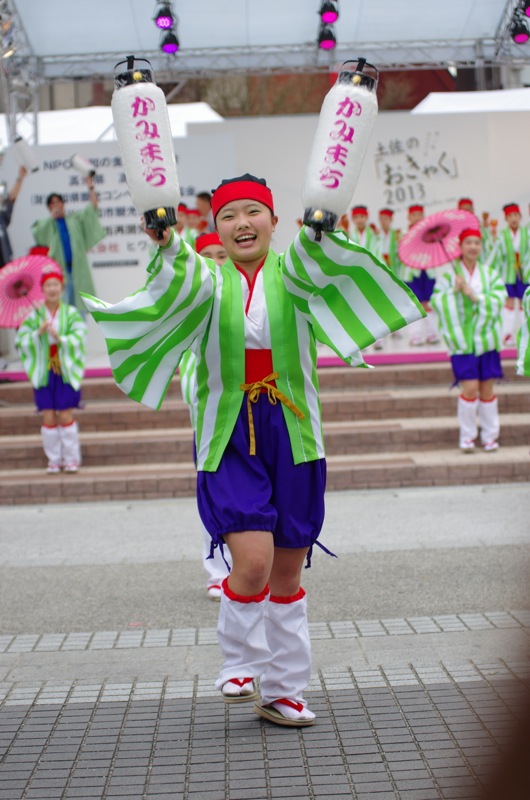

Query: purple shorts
[406,271,436,303]
[33,370,82,411]
[506,276,529,300]
[450,351,503,383]
[197,394,327,554]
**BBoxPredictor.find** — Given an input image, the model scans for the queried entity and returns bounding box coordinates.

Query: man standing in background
[31,175,106,314]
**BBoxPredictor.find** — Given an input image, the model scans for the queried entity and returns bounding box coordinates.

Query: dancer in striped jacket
[16,265,86,473]
[516,287,530,377]
[83,174,424,727]
[431,228,506,453]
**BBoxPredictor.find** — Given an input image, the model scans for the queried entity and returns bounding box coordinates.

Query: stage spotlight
[511,12,530,43]
[523,0,530,17]
[160,29,179,53]
[318,24,337,50]
[319,1,339,24]
[154,3,174,30]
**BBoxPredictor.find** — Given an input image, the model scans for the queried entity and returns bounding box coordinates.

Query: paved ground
[0,483,529,799]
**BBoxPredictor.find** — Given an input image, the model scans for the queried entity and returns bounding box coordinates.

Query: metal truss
[0,0,42,145]
[31,38,530,82]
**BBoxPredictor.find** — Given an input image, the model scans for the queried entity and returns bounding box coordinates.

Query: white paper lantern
[302,60,378,238]
[12,136,39,172]
[111,57,180,236]
[71,153,96,178]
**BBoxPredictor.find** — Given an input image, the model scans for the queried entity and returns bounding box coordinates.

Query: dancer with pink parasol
[398,206,482,346]
[15,264,87,473]
[430,228,506,453]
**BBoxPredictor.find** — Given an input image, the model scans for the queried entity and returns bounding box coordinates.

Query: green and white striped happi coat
[516,287,530,377]
[495,226,530,285]
[430,258,506,357]
[15,303,87,390]
[82,226,424,471]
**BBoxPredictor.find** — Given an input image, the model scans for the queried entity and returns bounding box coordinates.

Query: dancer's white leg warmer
[478,397,500,446]
[457,396,479,447]
[259,589,311,706]
[215,579,271,690]
[59,421,81,466]
[41,425,61,467]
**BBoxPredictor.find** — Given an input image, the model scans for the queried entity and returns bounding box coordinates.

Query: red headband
[457,198,473,209]
[351,206,368,216]
[40,270,64,286]
[459,228,482,243]
[503,204,520,216]
[211,180,274,219]
[408,205,424,214]
[379,208,393,218]
[195,232,223,253]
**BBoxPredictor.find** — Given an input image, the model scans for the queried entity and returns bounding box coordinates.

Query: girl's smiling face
[216,199,278,273]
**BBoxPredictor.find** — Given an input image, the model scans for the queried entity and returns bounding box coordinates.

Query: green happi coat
[374,229,403,280]
[430,258,506,356]
[32,205,106,311]
[516,287,530,376]
[15,303,87,390]
[495,226,530,285]
[82,226,425,471]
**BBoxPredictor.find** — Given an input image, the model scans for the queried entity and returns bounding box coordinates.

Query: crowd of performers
[9,174,530,729]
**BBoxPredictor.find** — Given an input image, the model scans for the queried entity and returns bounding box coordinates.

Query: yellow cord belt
[240,372,305,456]
[48,344,61,375]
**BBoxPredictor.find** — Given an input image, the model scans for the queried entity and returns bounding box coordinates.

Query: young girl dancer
[82,174,423,726]
[16,265,86,473]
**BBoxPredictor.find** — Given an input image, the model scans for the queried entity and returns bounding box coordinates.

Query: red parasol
[0,254,58,328]
[398,209,479,270]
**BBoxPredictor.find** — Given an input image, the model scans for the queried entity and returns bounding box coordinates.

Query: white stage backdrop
[1,109,529,355]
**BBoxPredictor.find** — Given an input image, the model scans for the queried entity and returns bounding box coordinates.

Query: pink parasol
[398,209,480,270]
[0,254,58,328]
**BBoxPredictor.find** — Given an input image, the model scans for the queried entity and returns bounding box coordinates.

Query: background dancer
[402,204,441,346]
[431,228,506,453]
[16,265,86,473]
[496,203,529,347]
[31,176,105,315]
[179,231,231,601]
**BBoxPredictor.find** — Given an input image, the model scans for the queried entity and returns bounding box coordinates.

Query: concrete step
[0,446,528,506]
[2,414,529,470]
[0,360,520,405]
[1,381,528,435]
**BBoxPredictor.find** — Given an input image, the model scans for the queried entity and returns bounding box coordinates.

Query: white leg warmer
[478,397,500,447]
[59,421,81,467]
[41,425,62,467]
[457,396,479,449]
[259,589,312,706]
[215,579,271,690]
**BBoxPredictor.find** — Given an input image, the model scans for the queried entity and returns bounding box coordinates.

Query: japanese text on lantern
[319,96,362,189]
[130,95,167,187]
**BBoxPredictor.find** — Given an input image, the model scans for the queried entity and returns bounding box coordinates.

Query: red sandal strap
[228,677,253,688]
[273,698,304,713]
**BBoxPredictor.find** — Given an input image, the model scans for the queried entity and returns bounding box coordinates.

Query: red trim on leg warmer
[221,577,269,603]
[269,587,306,604]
